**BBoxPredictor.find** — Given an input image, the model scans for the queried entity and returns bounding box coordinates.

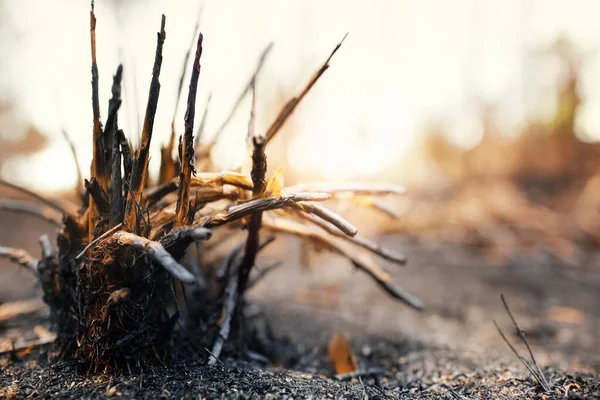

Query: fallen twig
[0,199,62,227]
[0,246,39,274]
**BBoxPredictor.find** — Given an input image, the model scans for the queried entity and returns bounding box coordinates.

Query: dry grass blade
[265,34,347,145]
[111,231,195,284]
[0,246,39,274]
[287,182,407,197]
[124,15,166,232]
[293,210,406,265]
[494,294,551,392]
[0,199,63,227]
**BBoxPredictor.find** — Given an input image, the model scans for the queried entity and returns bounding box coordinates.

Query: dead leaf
[328,331,358,375]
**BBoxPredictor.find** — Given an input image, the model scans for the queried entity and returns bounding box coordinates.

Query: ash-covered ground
[1,206,599,399]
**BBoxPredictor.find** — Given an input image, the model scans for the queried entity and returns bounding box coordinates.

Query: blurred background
[1,0,599,372]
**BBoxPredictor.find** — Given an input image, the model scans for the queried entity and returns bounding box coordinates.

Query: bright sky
[1,0,600,191]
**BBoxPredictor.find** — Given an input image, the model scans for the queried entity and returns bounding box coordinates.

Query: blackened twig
[176,32,203,226]
[194,93,211,147]
[104,64,123,174]
[0,246,39,274]
[124,15,166,233]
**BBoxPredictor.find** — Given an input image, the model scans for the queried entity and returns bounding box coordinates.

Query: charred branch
[176,32,203,226]
[124,15,166,233]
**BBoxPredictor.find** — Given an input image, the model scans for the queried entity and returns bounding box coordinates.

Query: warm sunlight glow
[2,0,600,191]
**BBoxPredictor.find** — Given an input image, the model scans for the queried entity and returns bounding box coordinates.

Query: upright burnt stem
[238,134,267,293]
[176,32,203,226]
[111,128,124,226]
[89,2,105,237]
[124,15,166,233]
[104,64,123,182]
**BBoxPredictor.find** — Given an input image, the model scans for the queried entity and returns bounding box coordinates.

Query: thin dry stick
[194,192,331,229]
[265,34,347,145]
[238,132,267,292]
[0,199,62,227]
[61,128,84,196]
[263,217,423,309]
[111,231,196,284]
[210,43,274,145]
[0,246,39,274]
[0,178,71,215]
[76,222,123,260]
[160,10,202,185]
[176,32,204,226]
[286,182,407,197]
[293,209,406,265]
[293,201,358,237]
[85,178,110,213]
[494,294,551,392]
[124,15,166,232]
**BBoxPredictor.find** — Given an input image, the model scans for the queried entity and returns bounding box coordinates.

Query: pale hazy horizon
[1,0,600,191]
